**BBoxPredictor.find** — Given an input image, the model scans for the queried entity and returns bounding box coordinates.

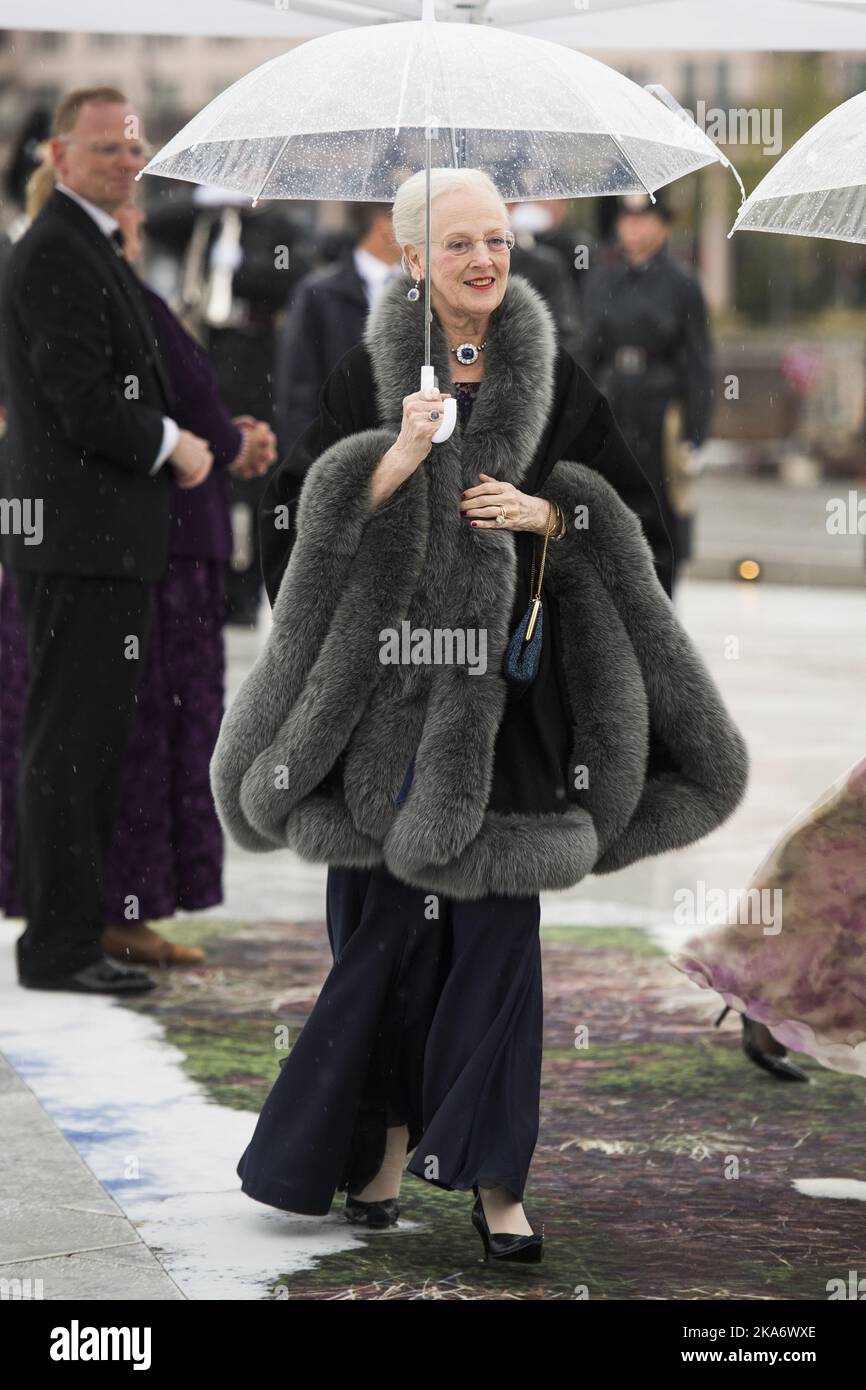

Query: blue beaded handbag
[503,507,555,691]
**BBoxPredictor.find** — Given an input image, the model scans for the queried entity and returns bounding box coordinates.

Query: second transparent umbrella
[729,88,866,245]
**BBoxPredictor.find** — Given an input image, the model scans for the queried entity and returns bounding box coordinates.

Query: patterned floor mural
[128,915,866,1300]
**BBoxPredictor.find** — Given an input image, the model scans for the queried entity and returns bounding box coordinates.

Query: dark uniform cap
[614,189,674,222]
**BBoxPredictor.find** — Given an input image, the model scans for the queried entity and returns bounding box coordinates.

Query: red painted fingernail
[470,521,478,527]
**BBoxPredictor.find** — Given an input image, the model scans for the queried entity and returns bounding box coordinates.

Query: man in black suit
[0,87,213,994]
[272,202,403,456]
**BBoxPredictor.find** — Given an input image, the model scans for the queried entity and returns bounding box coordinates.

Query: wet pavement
[2,567,865,1299]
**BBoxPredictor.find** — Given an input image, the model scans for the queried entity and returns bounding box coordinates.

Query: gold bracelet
[548,499,566,540]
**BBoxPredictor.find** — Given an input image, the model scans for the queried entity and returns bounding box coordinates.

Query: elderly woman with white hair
[211,167,748,1262]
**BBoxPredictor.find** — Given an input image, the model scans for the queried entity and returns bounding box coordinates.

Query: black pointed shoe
[715,1005,809,1082]
[344,1193,400,1228]
[471,1186,544,1264]
[18,954,157,995]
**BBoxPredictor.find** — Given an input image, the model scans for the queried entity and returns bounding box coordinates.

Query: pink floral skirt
[670,754,866,1080]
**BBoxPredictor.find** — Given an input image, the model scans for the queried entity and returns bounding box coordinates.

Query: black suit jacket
[272,248,371,457]
[509,242,583,359]
[0,187,177,580]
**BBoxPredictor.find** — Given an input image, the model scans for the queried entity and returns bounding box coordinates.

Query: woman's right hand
[368,386,452,510]
[394,385,453,467]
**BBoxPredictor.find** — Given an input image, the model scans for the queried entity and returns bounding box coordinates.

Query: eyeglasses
[437,232,515,257]
[58,138,151,160]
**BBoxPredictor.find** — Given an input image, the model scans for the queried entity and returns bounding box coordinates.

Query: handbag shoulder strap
[529,502,555,600]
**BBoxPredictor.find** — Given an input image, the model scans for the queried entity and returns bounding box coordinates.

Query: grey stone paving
[0,1053,186,1301]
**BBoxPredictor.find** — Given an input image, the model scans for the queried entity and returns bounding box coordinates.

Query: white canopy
[141,16,732,201]
[9,0,866,49]
[730,88,866,243]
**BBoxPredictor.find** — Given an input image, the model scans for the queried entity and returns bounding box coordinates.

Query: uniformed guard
[578,190,714,584]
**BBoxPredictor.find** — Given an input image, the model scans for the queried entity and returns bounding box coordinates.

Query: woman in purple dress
[0,198,276,964]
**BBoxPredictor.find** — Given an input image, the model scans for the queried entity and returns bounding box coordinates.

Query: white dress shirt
[353,245,402,307]
[55,182,178,475]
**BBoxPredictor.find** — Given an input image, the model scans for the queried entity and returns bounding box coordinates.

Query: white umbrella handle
[420,364,456,444]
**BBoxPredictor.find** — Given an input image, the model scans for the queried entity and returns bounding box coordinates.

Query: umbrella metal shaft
[425,124,432,369]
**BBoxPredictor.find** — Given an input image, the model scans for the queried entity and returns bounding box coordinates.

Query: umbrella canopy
[11,0,866,48]
[729,89,866,244]
[140,15,729,204]
[141,5,738,438]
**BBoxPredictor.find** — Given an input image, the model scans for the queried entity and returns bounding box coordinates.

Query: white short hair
[391,167,510,270]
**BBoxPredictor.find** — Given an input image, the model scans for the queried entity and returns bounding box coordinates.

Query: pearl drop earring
[407,273,421,302]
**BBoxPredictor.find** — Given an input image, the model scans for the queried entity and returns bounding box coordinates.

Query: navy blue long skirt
[236,861,543,1216]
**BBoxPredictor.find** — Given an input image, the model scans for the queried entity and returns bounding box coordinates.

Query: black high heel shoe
[471,1185,544,1264]
[343,1193,400,1227]
[715,1005,809,1082]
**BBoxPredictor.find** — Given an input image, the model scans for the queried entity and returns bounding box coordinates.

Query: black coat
[579,245,713,446]
[509,240,583,360]
[272,247,370,456]
[578,245,713,563]
[0,187,176,580]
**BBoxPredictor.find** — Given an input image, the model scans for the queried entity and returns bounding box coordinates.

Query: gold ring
[495,506,507,527]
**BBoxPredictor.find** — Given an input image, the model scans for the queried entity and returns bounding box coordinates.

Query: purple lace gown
[0,284,240,924]
[670,754,866,1081]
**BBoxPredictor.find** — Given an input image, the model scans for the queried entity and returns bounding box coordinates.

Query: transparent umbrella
[140,0,740,440]
[729,89,866,245]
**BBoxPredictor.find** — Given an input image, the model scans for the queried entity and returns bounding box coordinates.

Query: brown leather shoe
[101,923,206,965]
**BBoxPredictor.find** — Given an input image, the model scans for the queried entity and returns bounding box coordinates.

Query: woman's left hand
[460,473,550,534]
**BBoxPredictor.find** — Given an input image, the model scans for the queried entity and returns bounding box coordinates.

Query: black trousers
[11,569,154,981]
[236,862,544,1216]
